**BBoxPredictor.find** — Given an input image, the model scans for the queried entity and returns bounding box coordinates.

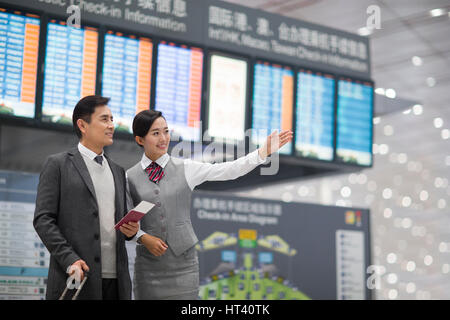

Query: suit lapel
[68,147,97,201]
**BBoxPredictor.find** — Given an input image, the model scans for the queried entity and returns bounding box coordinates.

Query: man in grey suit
[33,95,139,300]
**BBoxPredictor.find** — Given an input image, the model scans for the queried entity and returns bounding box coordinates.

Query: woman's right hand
[140,234,168,256]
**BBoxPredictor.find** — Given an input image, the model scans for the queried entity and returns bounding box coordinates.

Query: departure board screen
[102,31,152,133]
[155,42,203,141]
[207,54,247,142]
[251,61,293,155]
[0,170,49,300]
[0,9,39,119]
[336,78,373,166]
[41,20,98,125]
[295,70,335,161]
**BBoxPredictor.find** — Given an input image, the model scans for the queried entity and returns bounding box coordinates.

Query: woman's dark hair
[72,95,110,138]
[132,110,165,147]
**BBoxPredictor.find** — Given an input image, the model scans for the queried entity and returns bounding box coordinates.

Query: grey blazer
[33,147,132,300]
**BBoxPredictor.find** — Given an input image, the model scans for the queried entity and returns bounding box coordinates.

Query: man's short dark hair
[72,95,110,138]
[132,110,165,147]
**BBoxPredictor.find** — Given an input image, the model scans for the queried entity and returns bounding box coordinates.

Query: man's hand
[119,222,139,238]
[258,130,293,160]
[68,259,89,281]
[140,234,168,256]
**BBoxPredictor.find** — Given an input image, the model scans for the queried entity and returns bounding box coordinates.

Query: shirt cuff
[131,229,147,243]
[253,149,267,164]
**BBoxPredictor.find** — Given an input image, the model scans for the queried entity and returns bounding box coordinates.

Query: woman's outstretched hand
[258,130,294,160]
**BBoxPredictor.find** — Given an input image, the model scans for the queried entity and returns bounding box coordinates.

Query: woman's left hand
[258,130,293,160]
[119,222,140,238]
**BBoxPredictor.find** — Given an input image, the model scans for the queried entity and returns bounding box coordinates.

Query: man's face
[79,105,114,148]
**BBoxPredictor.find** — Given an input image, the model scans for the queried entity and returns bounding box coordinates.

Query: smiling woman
[126,109,293,300]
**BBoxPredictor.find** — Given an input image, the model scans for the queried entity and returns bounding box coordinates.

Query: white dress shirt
[78,142,104,162]
[130,149,267,241]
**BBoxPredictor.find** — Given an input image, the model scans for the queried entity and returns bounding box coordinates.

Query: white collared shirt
[130,149,267,242]
[78,142,105,163]
[139,150,266,191]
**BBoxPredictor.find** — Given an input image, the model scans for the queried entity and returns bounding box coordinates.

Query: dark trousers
[102,278,118,300]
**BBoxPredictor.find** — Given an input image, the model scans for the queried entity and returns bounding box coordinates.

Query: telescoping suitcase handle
[59,272,89,300]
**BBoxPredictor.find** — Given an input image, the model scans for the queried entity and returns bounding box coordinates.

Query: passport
[114,200,154,230]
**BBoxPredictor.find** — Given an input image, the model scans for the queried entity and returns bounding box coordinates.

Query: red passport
[114,201,154,230]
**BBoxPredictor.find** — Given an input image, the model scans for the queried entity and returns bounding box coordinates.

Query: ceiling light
[426,77,436,87]
[401,218,412,229]
[419,190,429,201]
[397,153,407,164]
[375,87,385,95]
[387,273,398,284]
[387,252,397,263]
[383,208,392,218]
[424,255,433,266]
[413,104,423,115]
[382,188,393,199]
[406,282,416,294]
[383,125,394,136]
[340,186,351,198]
[430,8,446,17]
[411,56,423,66]
[433,117,443,128]
[406,261,416,272]
[402,196,412,207]
[379,144,389,154]
[385,88,396,98]
[357,27,372,36]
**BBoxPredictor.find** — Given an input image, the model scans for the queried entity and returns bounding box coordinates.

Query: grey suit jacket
[33,147,132,300]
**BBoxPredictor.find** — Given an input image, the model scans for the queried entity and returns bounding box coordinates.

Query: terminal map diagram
[196,229,310,300]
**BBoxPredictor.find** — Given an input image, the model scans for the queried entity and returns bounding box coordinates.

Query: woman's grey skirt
[133,244,199,300]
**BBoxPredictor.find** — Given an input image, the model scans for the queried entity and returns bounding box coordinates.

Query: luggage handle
[59,272,89,300]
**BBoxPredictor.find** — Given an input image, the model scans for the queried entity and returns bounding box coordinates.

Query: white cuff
[131,229,147,243]
[253,149,268,164]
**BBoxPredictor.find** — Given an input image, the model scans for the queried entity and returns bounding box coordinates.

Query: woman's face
[136,117,170,160]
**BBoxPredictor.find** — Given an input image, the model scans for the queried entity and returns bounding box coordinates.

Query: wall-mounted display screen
[0,9,39,119]
[207,54,248,142]
[251,61,293,155]
[295,70,335,161]
[42,20,98,124]
[336,78,373,166]
[101,31,152,133]
[155,41,203,141]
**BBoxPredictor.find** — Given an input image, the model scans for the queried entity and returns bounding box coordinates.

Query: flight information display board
[102,31,152,133]
[251,61,293,155]
[336,78,373,166]
[207,54,248,142]
[0,8,39,119]
[42,20,98,125]
[155,41,203,141]
[0,170,49,300]
[295,70,335,161]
